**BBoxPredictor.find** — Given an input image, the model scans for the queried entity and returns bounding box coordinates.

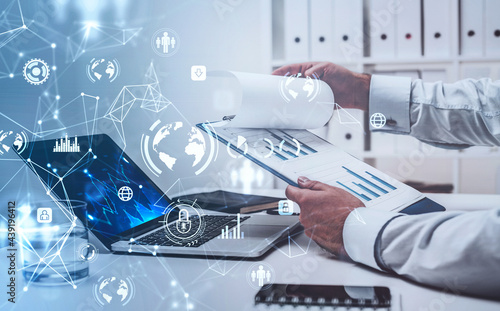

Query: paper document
[199,72,425,212]
[208,71,334,129]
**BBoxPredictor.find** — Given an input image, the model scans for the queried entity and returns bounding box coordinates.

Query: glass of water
[20,199,90,287]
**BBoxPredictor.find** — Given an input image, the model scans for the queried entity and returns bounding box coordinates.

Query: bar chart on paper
[336,166,397,202]
[218,213,244,239]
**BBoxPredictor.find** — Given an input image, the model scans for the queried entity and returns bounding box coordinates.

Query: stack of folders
[254,284,391,310]
[369,0,451,59]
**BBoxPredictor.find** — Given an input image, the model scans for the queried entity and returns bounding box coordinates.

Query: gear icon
[23,58,50,85]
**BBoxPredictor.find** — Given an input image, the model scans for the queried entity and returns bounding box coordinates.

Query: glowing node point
[73,285,77,289]
[52,66,56,71]
[54,115,58,120]
[27,158,31,162]
[128,248,132,253]
[51,43,56,48]
[56,251,60,256]
[130,238,135,242]
[38,120,42,124]
[56,95,60,100]
[96,96,100,100]
[88,148,92,152]
[19,52,23,57]
[9,73,13,78]
[22,24,27,29]
[171,280,177,286]
[23,287,28,292]
[139,185,143,189]
[154,245,158,249]
[80,92,84,96]
[152,252,157,256]
[93,155,97,159]
[184,293,189,298]
[40,258,44,262]
[59,177,63,181]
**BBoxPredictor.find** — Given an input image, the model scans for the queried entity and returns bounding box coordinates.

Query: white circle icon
[118,186,133,201]
[370,113,387,129]
[151,28,180,57]
[23,58,50,85]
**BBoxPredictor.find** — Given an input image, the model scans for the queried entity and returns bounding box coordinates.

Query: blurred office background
[0,0,499,207]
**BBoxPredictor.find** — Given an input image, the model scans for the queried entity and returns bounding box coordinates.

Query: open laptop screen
[17,134,172,245]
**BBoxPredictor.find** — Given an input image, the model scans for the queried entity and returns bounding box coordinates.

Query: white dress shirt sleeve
[342,75,500,299]
[370,75,500,147]
[369,75,412,134]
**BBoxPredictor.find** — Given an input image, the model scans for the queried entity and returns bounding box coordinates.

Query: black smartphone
[254,284,391,308]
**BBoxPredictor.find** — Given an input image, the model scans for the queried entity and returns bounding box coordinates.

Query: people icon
[151,28,180,57]
[156,32,177,54]
[40,210,49,221]
[252,265,271,287]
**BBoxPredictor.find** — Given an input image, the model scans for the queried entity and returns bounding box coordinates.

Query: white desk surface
[2,192,499,311]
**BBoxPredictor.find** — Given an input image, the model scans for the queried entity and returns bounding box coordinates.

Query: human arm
[344,206,500,299]
[371,75,500,147]
[287,177,500,299]
[273,62,500,147]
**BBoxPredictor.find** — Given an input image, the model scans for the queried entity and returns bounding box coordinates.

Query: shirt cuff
[343,208,401,270]
[369,75,412,134]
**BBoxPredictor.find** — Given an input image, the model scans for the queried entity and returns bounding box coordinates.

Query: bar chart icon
[53,134,80,153]
[218,213,244,239]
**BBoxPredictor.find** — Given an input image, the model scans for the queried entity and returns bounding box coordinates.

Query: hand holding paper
[273,62,371,111]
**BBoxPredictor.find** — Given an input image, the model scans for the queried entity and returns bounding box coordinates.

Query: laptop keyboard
[130,215,250,248]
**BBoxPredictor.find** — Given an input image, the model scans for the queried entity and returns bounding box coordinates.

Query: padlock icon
[278,200,294,216]
[176,209,191,234]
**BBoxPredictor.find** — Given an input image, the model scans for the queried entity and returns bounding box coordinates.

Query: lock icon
[176,209,191,234]
[278,200,294,215]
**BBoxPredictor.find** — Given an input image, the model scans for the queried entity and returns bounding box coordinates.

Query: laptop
[16,133,300,258]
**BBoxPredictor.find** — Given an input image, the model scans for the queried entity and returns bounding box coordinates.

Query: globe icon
[87,58,120,83]
[98,277,129,305]
[279,73,320,103]
[370,113,387,129]
[0,130,27,156]
[285,75,314,100]
[118,186,133,202]
[151,121,206,173]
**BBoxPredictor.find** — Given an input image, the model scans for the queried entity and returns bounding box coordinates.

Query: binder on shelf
[369,0,396,59]
[283,0,309,61]
[460,0,484,57]
[395,0,422,58]
[423,0,452,58]
[310,0,334,61]
[331,0,363,62]
[485,0,500,57]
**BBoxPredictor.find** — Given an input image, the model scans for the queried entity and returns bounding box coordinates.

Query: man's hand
[285,176,365,259]
[272,62,371,111]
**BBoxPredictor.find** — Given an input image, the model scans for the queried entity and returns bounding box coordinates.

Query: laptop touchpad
[240,224,285,238]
